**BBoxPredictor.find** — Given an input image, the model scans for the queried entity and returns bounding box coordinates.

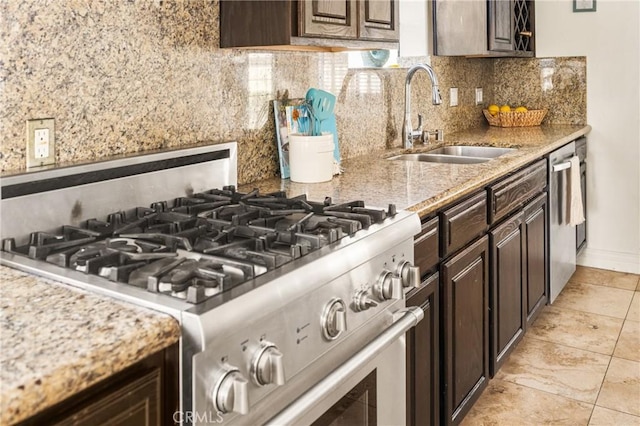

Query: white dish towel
[567,155,585,226]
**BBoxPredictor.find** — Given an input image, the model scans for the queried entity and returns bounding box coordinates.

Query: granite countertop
[241,124,591,216]
[0,265,181,425]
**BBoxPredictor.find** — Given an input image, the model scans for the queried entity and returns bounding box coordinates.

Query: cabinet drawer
[441,192,488,257]
[489,159,547,224]
[415,217,440,276]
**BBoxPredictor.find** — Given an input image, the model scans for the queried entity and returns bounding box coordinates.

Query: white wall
[536,0,640,273]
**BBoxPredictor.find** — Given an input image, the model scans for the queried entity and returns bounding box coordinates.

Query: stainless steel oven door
[311,370,377,425]
[265,307,423,425]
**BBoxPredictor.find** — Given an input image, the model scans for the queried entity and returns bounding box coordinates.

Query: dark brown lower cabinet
[21,344,178,426]
[415,216,440,276]
[441,235,489,425]
[55,369,161,426]
[489,212,526,376]
[406,272,440,426]
[524,193,548,325]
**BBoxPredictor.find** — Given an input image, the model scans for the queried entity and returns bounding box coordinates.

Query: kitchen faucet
[402,64,443,149]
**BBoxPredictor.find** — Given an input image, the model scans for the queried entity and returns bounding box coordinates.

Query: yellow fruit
[487,104,500,116]
[499,105,511,113]
[515,106,528,112]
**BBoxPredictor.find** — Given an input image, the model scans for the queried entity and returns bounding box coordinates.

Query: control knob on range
[212,366,249,415]
[352,288,378,312]
[373,270,403,301]
[396,260,421,289]
[251,341,285,386]
[321,298,347,340]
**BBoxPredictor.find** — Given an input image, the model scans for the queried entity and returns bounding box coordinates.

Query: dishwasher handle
[265,306,424,425]
[552,161,572,172]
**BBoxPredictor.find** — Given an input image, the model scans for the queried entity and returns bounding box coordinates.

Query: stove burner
[2,186,396,304]
[155,260,228,303]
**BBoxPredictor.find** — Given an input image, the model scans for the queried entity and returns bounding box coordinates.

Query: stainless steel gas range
[1,143,423,425]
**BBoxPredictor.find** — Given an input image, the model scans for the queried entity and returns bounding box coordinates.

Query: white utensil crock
[289,133,335,183]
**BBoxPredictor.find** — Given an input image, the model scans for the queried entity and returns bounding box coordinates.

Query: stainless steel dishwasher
[548,141,578,303]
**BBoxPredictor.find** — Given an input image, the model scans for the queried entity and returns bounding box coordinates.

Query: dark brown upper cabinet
[488,0,515,51]
[220,0,399,50]
[359,0,399,40]
[433,0,535,57]
[300,0,358,39]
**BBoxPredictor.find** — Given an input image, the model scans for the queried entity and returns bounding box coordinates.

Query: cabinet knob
[519,31,533,37]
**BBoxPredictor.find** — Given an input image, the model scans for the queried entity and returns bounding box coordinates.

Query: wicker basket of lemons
[483,104,547,127]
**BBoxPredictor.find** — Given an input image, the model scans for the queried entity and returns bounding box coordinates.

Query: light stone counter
[0,265,181,425]
[241,124,591,217]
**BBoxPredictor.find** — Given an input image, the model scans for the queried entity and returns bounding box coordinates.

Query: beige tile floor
[462,266,640,426]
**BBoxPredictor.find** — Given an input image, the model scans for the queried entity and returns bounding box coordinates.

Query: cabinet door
[433,0,487,56]
[359,0,399,40]
[406,273,440,426]
[300,0,358,39]
[55,369,161,426]
[442,235,489,425]
[513,0,535,54]
[488,0,514,51]
[220,0,292,48]
[524,193,548,325]
[489,212,526,376]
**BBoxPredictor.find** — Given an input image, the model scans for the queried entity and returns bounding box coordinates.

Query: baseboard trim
[577,247,640,274]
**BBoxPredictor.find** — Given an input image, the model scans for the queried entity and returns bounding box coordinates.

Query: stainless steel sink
[387,154,490,164]
[427,146,516,158]
[387,145,517,164]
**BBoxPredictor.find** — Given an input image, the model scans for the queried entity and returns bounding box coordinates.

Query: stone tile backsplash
[0,1,586,184]
[493,57,587,125]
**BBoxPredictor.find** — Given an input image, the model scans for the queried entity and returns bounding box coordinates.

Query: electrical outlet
[26,118,55,168]
[475,88,483,105]
[450,88,459,107]
[34,128,50,158]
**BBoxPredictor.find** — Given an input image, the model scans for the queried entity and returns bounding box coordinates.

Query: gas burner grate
[2,185,397,304]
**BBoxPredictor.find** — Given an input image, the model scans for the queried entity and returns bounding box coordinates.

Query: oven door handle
[265,306,424,426]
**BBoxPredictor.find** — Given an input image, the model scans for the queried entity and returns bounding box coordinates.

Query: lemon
[487,104,500,116]
[515,106,528,112]
[499,105,511,113]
